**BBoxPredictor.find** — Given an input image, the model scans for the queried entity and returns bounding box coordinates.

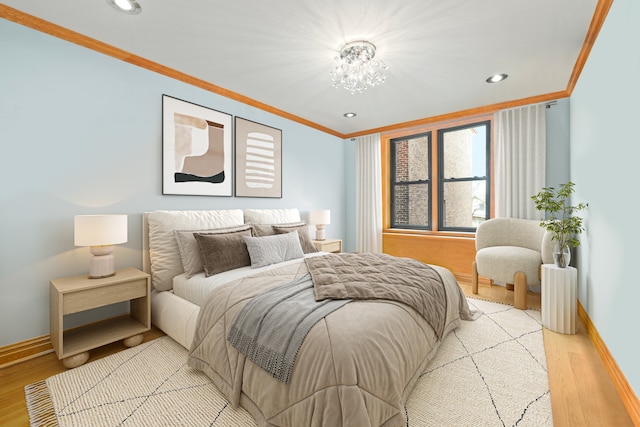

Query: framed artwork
[162,95,233,196]
[234,117,282,198]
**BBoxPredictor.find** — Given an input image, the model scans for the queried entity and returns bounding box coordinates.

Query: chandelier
[331,41,388,94]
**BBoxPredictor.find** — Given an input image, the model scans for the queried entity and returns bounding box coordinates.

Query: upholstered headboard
[142,208,302,291]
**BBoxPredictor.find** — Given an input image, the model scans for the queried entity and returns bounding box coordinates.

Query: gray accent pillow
[175,224,252,277]
[251,222,306,237]
[272,223,318,254]
[244,231,305,268]
[194,229,253,277]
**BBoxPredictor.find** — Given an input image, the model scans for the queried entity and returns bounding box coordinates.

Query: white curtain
[494,104,546,219]
[355,133,382,253]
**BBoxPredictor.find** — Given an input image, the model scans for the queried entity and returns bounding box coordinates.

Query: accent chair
[472,218,554,309]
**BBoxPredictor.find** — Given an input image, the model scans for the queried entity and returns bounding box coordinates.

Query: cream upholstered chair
[472,218,554,309]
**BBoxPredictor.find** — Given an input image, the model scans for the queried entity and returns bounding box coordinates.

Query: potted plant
[531,181,588,268]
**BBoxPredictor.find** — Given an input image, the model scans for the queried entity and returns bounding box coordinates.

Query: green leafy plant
[531,181,588,250]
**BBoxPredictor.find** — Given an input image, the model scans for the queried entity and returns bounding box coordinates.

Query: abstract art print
[234,117,282,198]
[162,95,232,196]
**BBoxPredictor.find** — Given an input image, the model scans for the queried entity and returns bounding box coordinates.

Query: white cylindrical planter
[541,264,577,334]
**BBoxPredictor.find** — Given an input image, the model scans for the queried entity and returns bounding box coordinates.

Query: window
[390,132,431,229]
[438,121,490,231]
[387,120,490,233]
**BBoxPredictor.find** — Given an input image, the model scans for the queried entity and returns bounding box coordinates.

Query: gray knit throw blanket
[227,273,350,383]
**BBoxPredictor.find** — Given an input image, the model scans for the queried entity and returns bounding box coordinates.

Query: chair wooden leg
[472,262,478,294]
[514,271,527,310]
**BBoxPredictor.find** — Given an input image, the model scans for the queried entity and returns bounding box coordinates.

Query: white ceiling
[4,0,599,136]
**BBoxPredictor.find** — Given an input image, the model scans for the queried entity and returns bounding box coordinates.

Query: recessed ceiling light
[343,112,357,118]
[486,74,508,83]
[107,0,141,14]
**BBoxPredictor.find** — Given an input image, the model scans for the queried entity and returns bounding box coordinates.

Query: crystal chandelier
[331,41,388,94]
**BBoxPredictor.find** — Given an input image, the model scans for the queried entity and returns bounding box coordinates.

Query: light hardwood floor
[0,285,635,427]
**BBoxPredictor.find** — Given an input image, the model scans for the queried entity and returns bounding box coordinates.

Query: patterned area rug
[25,298,552,427]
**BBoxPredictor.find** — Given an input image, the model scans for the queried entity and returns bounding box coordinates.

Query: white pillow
[147,209,244,291]
[243,231,304,268]
[243,208,300,224]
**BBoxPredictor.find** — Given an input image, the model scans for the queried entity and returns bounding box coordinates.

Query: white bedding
[172,252,326,307]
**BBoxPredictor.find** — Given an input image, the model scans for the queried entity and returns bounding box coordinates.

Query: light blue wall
[545,98,571,188]
[0,18,344,346]
[570,0,639,396]
[343,139,357,252]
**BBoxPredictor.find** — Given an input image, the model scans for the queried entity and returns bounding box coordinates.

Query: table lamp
[74,214,128,278]
[309,210,330,241]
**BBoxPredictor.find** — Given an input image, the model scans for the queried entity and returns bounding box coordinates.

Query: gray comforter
[306,253,448,339]
[188,254,479,427]
[227,273,350,384]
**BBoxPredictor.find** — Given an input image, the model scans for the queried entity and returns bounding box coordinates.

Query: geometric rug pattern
[406,298,552,426]
[26,298,552,426]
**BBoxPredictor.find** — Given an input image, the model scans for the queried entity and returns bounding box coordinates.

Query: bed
[143,208,479,427]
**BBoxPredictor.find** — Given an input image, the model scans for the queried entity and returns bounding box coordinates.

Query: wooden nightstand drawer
[63,279,147,315]
[313,238,342,253]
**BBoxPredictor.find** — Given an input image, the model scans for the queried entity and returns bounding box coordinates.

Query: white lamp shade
[74,215,128,247]
[309,210,330,225]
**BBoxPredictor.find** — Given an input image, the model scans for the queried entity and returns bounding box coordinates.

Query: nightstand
[313,238,342,253]
[50,267,151,368]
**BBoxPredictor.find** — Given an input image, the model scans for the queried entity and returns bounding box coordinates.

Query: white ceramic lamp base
[89,245,116,279]
[315,225,326,241]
